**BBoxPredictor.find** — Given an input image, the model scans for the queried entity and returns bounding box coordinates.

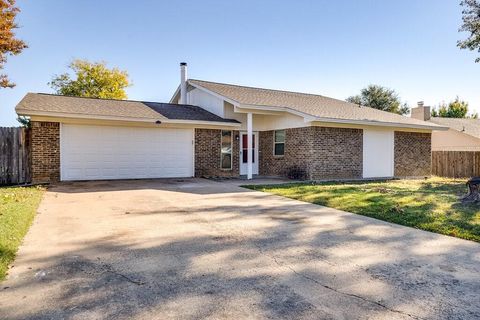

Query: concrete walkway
[1,178,479,319]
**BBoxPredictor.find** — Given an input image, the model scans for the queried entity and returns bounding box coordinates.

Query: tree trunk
[461,177,480,203]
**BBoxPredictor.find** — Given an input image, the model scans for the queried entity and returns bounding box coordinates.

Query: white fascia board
[169,85,181,103]
[311,118,449,131]
[233,105,282,116]
[16,109,241,127]
[16,109,161,123]
[162,119,240,127]
[235,104,317,121]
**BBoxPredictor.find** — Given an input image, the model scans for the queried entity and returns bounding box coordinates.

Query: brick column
[31,121,60,183]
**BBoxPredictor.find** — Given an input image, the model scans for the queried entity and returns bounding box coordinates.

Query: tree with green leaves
[431,97,477,118]
[1,0,27,88]
[346,84,409,115]
[458,0,480,62]
[49,59,131,99]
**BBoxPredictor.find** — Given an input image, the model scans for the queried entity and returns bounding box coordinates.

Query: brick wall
[259,127,314,178]
[194,129,239,177]
[394,131,431,177]
[31,121,60,183]
[311,127,363,179]
[260,126,363,180]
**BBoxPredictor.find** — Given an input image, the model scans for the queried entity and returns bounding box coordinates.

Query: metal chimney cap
[180,62,187,66]
[417,101,424,107]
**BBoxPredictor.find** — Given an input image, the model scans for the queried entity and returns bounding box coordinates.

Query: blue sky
[1,0,478,126]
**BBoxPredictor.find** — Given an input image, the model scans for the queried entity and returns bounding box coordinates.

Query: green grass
[0,186,44,280]
[245,177,480,242]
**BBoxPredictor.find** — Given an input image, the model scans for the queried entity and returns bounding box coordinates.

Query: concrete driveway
[1,179,479,320]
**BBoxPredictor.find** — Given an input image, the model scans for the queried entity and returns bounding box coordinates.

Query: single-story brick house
[16,63,446,183]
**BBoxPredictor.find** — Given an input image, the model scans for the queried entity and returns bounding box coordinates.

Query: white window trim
[220,130,233,170]
[273,130,285,156]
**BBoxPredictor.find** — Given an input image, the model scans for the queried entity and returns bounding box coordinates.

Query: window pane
[221,130,232,144]
[221,131,232,169]
[221,153,232,169]
[221,146,232,154]
[274,143,285,156]
[275,130,285,143]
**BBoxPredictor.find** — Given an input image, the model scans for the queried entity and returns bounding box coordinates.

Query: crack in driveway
[253,243,426,320]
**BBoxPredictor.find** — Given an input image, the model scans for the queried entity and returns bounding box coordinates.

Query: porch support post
[247,112,253,180]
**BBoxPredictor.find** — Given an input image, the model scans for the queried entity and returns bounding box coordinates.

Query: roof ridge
[189,78,348,101]
[432,116,480,121]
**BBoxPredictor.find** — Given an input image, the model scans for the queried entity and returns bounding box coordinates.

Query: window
[221,130,232,169]
[274,130,285,156]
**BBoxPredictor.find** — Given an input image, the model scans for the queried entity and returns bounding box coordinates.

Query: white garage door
[363,129,394,178]
[60,124,194,181]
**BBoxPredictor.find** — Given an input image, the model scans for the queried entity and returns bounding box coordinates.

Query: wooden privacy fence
[0,127,31,185]
[432,151,480,178]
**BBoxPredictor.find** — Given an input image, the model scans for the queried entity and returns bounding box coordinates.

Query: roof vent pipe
[180,62,188,104]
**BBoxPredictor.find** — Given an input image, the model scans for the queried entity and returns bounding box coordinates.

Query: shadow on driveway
[1,179,479,319]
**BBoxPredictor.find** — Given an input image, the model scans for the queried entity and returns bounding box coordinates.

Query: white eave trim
[236,104,317,121]
[169,85,181,103]
[16,109,241,127]
[311,117,449,131]
[163,119,240,126]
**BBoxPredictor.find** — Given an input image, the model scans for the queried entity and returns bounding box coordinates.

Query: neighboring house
[16,63,446,183]
[411,103,480,151]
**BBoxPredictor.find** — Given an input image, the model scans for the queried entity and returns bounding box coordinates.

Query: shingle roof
[430,117,480,139]
[189,79,444,129]
[16,93,239,124]
[142,101,238,123]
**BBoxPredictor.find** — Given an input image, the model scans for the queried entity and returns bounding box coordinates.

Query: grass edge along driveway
[0,186,44,280]
[245,177,480,242]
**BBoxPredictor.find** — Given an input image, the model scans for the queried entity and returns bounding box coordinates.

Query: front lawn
[0,186,44,280]
[245,178,480,242]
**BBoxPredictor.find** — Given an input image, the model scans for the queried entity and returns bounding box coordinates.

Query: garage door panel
[61,124,194,181]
